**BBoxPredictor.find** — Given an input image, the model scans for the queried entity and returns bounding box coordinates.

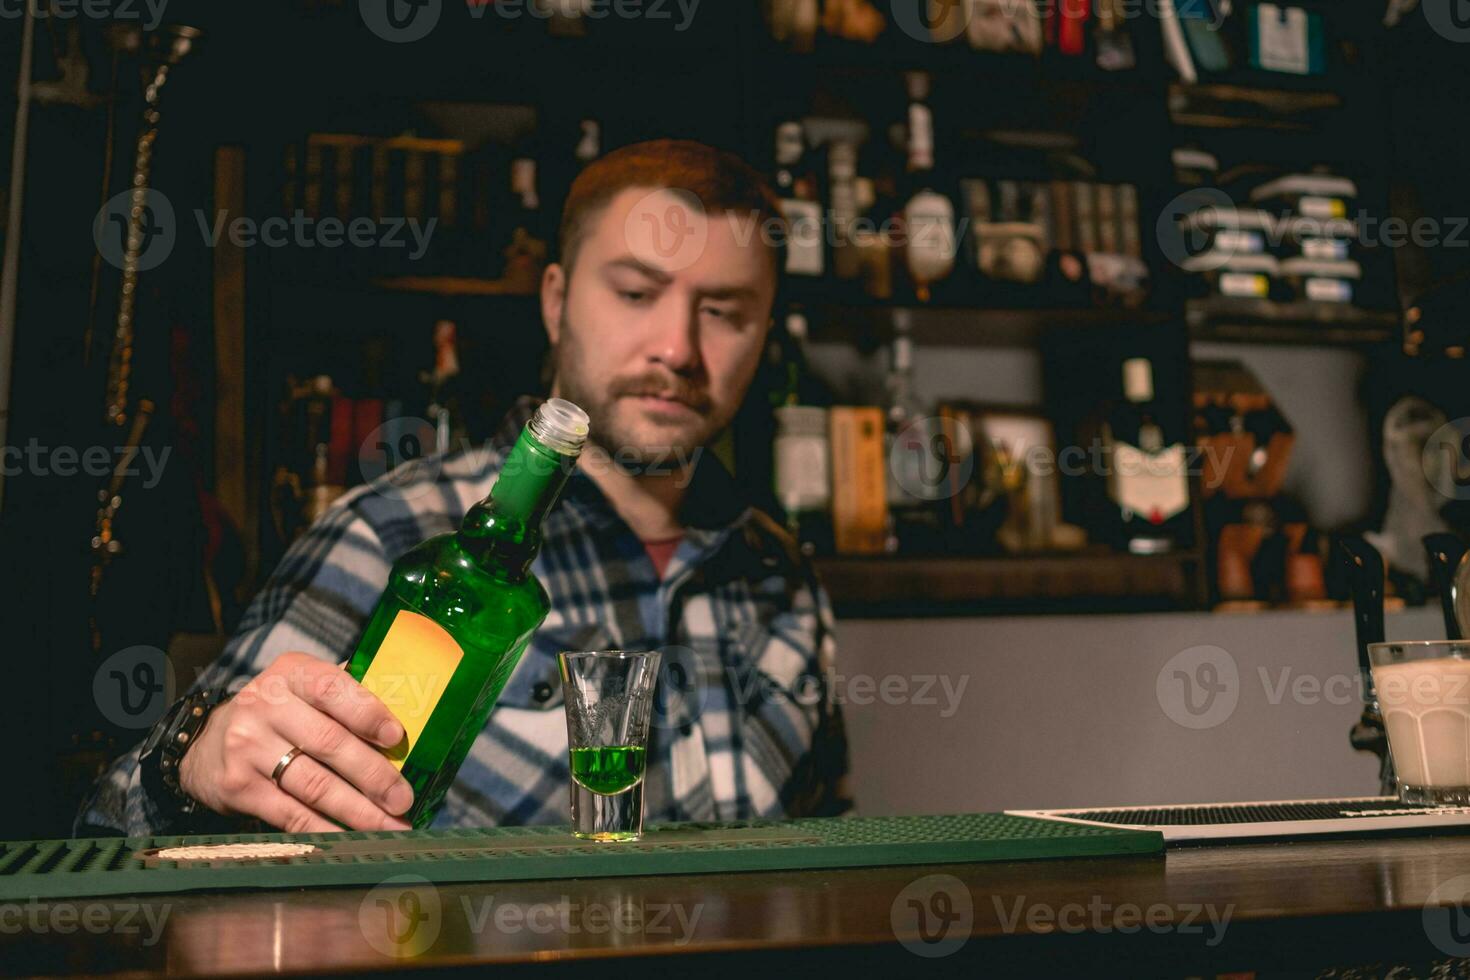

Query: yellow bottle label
[359,611,464,770]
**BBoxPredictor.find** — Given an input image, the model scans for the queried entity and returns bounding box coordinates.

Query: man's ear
[541,262,566,346]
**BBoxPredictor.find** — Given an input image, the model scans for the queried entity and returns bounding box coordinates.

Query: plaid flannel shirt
[78,398,851,836]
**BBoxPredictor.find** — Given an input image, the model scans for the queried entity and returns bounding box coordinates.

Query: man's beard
[552,309,722,467]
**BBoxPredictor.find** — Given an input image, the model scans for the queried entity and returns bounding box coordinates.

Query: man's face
[542,187,777,465]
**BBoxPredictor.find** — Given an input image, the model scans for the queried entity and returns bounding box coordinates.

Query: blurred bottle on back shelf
[765,0,821,51]
[270,375,345,547]
[896,71,958,304]
[854,137,899,300]
[421,320,466,455]
[769,311,835,555]
[883,313,945,553]
[773,120,827,281]
[574,118,601,170]
[1102,357,1192,554]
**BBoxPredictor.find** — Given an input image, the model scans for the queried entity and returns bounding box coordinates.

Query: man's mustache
[610,372,711,413]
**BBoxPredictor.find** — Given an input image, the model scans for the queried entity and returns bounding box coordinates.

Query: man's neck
[580,445,689,542]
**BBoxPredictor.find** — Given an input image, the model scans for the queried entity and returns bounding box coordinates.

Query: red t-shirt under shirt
[643,537,682,579]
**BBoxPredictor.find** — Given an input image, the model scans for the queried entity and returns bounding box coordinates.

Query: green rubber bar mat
[0,813,1161,900]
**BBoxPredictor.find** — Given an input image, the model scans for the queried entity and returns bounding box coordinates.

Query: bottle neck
[886,335,919,420]
[906,102,934,175]
[457,428,576,578]
[512,158,539,212]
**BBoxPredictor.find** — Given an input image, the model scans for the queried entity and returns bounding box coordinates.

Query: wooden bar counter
[6,833,1470,977]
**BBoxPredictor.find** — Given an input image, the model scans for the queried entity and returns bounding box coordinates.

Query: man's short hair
[557,138,787,280]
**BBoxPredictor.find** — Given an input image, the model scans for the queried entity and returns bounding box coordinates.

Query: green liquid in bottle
[569,745,647,796]
[346,400,589,828]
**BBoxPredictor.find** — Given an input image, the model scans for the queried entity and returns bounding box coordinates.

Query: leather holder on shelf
[1217,523,1268,601]
[1284,522,1328,604]
[975,222,1046,285]
[1199,431,1295,500]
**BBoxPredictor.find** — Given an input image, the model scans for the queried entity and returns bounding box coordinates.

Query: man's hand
[178,652,415,833]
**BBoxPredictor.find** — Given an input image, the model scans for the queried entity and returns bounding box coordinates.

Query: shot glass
[557,649,662,841]
[1370,640,1470,805]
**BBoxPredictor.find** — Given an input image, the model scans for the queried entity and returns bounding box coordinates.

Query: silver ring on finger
[271,746,305,786]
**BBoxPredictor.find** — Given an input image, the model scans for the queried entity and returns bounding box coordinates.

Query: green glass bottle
[346,399,590,827]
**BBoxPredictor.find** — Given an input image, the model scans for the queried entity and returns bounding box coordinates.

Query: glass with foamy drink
[1370,641,1470,805]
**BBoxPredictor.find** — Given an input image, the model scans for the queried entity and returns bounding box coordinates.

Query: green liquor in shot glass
[558,650,662,841]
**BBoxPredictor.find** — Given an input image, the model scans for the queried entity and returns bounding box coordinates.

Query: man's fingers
[241,783,342,836]
[273,695,414,816]
[274,653,405,749]
[269,747,411,832]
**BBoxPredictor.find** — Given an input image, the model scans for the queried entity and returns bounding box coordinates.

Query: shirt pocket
[494,623,612,713]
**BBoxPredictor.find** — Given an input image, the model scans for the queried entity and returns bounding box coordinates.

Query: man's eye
[619,290,649,303]
[701,306,736,322]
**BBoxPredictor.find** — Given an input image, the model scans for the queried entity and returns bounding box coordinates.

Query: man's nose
[646,299,702,376]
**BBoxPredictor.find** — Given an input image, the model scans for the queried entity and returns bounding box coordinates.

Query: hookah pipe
[1338,537,1394,795]
[87,24,200,652]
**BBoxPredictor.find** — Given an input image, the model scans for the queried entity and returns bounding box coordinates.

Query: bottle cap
[905,70,931,102]
[828,140,857,177]
[1123,358,1155,403]
[432,320,459,379]
[576,119,600,163]
[776,122,804,165]
[892,332,914,371]
[530,398,590,456]
[512,158,539,209]
[906,105,934,171]
[786,311,808,341]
